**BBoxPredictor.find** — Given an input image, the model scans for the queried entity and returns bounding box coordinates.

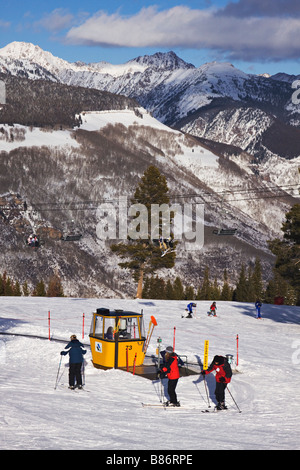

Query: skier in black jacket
[61,335,86,389]
[201,355,232,410]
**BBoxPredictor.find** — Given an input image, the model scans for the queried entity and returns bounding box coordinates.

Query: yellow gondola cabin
[89,308,150,369]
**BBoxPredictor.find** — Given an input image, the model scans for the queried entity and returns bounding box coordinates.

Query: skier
[209,301,217,316]
[184,302,197,318]
[255,299,262,319]
[158,346,180,406]
[61,335,87,389]
[201,355,232,410]
[159,236,174,256]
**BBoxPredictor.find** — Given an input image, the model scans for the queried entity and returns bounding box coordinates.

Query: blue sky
[1,0,300,75]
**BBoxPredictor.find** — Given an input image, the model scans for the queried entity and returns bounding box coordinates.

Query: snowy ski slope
[0,297,299,450]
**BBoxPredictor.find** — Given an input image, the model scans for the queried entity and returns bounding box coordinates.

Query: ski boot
[216,402,227,410]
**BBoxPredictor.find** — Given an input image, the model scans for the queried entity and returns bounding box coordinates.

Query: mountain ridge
[1,41,298,168]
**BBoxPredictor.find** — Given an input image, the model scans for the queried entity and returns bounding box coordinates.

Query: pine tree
[165,279,175,300]
[13,280,22,296]
[235,264,248,301]
[22,281,30,297]
[5,277,14,296]
[211,278,220,300]
[0,274,3,296]
[246,266,255,302]
[265,271,290,304]
[220,269,232,301]
[142,276,151,299]
[151,276,166,299]
[268,203,300,304]
[184,285,195,301]
[111,165,176,298]
[47,275,64,297]
[264,277,276,304]
[197,266,211,300]
[172,277,185,300]
[34,280,47,297]
[0,271,7,295]
[252,257,263,301]
[281,203,300,244]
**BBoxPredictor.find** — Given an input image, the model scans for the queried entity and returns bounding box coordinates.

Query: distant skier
[158,346,180,406]
[209,301,217,316]
[184,302,197,318]
[159,236,174,256]
[201,355,232,410]
[255,300,262,319]
[61,335,86,389]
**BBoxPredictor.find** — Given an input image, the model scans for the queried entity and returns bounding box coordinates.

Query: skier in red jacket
[159,346,180,407]
[201,355,232,410]
[209,301,217,316]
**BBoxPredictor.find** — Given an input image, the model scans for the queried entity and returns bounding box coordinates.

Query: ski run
[0,296,300,450]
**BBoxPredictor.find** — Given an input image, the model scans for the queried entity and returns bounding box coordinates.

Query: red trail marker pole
[236,334,239,366]
[126,346,129,372]
[133,353,137,375]
[48,311,51,340]
[82,313,85,339]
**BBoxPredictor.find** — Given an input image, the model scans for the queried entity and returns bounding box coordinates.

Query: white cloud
[35,8,75,33]
[0,19,10,29]
[66,6,202,48]
[65,5,300,61]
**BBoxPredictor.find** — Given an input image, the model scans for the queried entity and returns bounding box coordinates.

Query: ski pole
[203,376,211,408]
[160,378,164,403]
[54,355,62,390]
[81,360,85,386]
[227,386,242,413]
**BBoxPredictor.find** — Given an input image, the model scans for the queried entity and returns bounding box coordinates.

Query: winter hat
[70,334,77,340]
[165,346,173,355]
[213,355,224,364]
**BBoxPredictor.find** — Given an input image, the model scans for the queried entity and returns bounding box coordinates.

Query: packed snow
[0,124,79,151]
[78,108,178,133]
[0,296,299,451]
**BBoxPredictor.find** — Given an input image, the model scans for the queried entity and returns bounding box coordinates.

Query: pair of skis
[141,402,237,413]
[142,402,194,411]
[161,248,175,257]
[141,402,217,412]
[57,383,90,392]
[144,376,242,413]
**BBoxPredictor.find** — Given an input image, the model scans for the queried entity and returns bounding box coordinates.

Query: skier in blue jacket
[186,302,196,318]
[61,335,86,389]
[255,300,262,319]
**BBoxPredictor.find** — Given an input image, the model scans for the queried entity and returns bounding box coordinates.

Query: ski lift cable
[1,189,298,212]
[35,186,300,209]
[0,184,298,212]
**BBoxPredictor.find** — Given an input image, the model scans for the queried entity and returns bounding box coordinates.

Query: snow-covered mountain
[0,41,295,118]
[1,41,299,165]
[0,42,299,297]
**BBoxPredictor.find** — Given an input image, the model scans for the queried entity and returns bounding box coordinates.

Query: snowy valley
[0,107,296,296]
